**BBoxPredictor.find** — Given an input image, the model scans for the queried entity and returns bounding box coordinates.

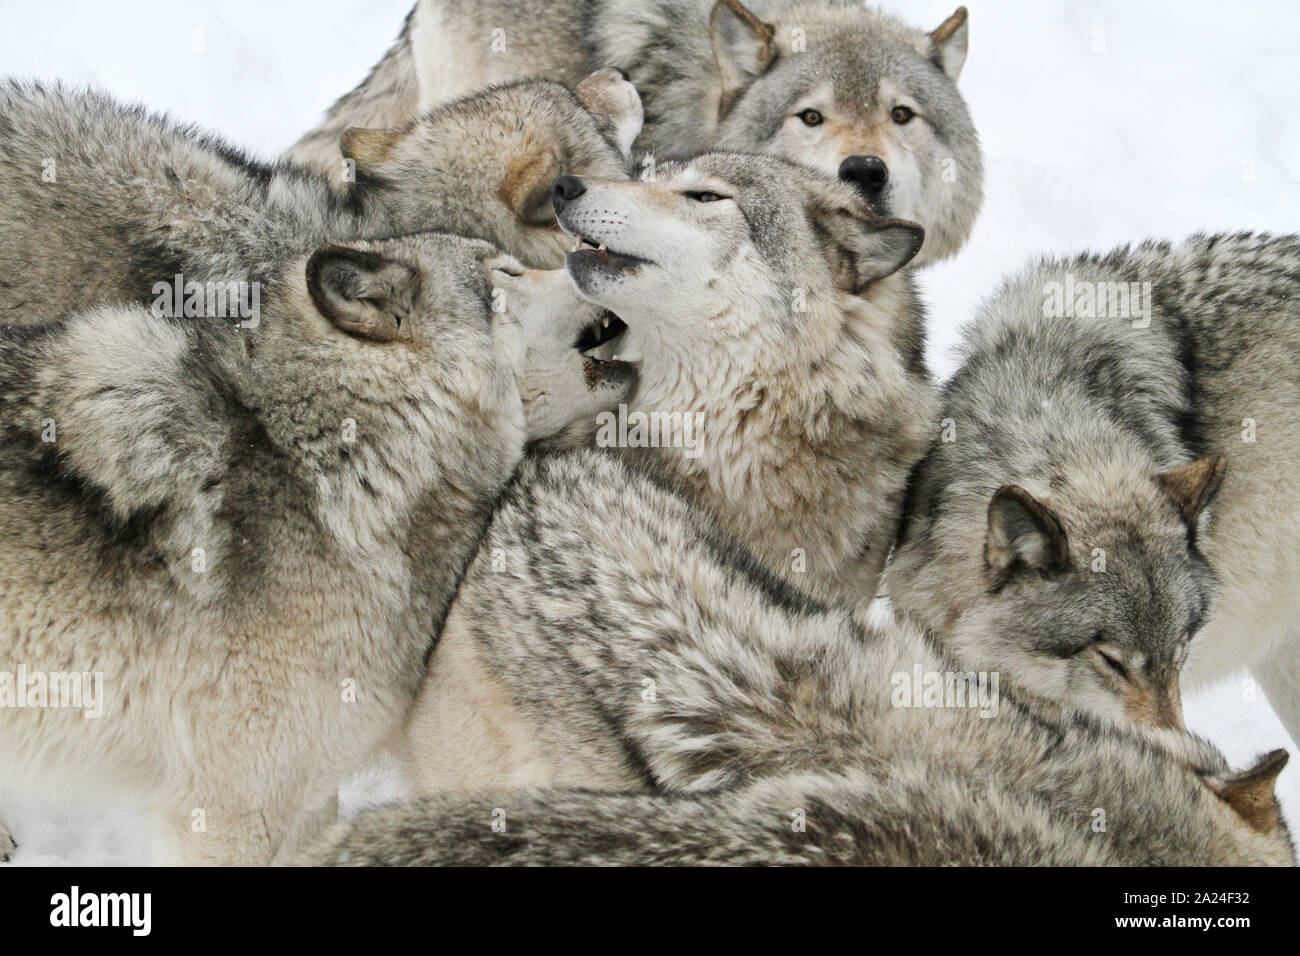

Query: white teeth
[602,316,611,328]
[598,242,607,251]
[571,235,583,252]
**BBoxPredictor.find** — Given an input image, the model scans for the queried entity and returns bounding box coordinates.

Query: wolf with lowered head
[0,71,639,305]
[322,450,1293,866]
[887,233,1300,745]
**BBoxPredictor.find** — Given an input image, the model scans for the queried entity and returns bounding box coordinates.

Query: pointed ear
[811,203,924,292]
[1156,454,1226,523]
[306,246,420,343]
[576,68,644,160]
[498,147,563,226]
[1206,749,1289,835]
[984,485,1072,587]
[928,7,969,82]
[709,0,777,106]
[340,127,404,168]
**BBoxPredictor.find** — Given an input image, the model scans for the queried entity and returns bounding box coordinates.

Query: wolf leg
[1255,629,1300,747]
[272,793,340,864]
[151,800,291,866]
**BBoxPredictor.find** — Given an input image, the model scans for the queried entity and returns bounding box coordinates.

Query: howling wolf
[552,151,936,606]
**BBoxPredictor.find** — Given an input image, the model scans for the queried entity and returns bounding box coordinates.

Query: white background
[0,0,1296,863]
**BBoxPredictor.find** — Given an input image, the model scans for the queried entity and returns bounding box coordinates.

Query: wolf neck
[626,286,935,590]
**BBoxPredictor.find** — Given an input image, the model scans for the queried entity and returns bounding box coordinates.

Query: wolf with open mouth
[550,151,936,609]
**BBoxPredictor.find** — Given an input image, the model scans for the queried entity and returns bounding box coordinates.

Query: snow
[1,0,1296,864]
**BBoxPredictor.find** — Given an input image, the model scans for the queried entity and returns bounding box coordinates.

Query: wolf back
[376,449,1295,865]
[887,232,1300,742]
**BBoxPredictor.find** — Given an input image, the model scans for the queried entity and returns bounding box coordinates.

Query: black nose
[838,155,889,197]
[551,175,587,213]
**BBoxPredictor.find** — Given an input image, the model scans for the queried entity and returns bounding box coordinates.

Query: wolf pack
[0,0,1295,867]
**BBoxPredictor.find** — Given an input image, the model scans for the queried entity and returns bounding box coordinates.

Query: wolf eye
[797,109,824,127]
[684,191,728,203]
[1095,646,1130,681]
[891,106,915,125]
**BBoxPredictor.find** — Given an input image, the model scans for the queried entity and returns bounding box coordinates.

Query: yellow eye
[891,105,915,124]
[797,109,824,127]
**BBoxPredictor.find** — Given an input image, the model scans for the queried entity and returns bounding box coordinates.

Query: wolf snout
[551,174,588,214]
[839,154,889,199]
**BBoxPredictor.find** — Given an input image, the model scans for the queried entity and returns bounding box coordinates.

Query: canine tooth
[602,316,611,328]
[572,235,583,252]
[598,242,607,251]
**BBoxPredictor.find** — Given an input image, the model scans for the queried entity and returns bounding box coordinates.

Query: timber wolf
[887,233,1300,741]
[0,75,637,306]
[0,231,632,865]
[289,0,984,265]
[347,449,1292,865]
[554,151,936,606]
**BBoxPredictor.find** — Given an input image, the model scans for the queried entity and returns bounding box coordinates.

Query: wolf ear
[498,147,564,226]
[307,246,420,343]
[984,485,1072,586]
[576,68,644,160]
[1156,454,1226,524]
[1206,749,1289,835]
[340,127,404,168]
[812,205,924,292]
[927,7,970,82]
[709,0,777,107]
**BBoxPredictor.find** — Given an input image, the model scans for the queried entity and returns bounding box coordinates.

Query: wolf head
[551,152,922,394]
[338,75,641,269]
[35,232,631,568]
[294,233,634,447]
[703,1,981,265]
[937,453,1227,732]
[36,232,629,530]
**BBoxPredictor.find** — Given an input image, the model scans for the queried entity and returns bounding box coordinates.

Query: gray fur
[290,0,984,265]
[0,77,633,294]
[0,229,550,863]
[887,233,1300,742]
[0,83,643,863]
[555,152,937,607]
[321,450,1292,865]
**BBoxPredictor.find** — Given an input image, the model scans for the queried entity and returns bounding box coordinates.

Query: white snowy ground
[0,0,1296,864]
